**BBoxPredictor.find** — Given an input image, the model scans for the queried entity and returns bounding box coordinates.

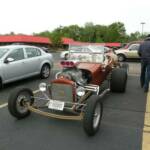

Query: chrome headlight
[76,86,85,97]
[39,83,47,92]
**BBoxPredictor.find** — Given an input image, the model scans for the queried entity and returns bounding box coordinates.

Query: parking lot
[0,53,149,150]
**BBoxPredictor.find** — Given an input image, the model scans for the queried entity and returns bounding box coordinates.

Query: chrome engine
[56,68,92,86]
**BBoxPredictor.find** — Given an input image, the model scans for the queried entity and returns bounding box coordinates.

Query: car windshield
[68,45,105,63]
[0,48,10,58]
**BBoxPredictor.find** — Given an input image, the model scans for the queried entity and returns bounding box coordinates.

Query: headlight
[76,86,85,97]
[39,83,47,92]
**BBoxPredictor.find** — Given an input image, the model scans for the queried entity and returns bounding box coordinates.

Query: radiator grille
[51,83,73,102]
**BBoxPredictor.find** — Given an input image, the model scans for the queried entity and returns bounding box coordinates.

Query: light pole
[141,22,146,36]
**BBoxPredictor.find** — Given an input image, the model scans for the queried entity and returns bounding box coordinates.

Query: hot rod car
[8,45,127,136]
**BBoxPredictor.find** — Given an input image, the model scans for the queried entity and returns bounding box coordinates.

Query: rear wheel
[110,68,127,92]
[8,87,34,119]
[121,63,129,74]
[40,64,51,79]
[83,95,103,136]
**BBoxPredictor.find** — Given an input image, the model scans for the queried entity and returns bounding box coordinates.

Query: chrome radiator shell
[50,83,74,102]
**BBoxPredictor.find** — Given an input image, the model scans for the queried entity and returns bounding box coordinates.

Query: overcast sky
[0,0,149,35]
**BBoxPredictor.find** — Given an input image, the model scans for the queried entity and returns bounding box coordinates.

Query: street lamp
[141,22,146,36]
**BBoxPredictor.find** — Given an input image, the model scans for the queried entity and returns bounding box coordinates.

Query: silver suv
[0,45,53,88]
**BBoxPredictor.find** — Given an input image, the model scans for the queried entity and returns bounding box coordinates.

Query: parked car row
[0,42,138,89]
[60,46,118,61]
[60,42,142,62]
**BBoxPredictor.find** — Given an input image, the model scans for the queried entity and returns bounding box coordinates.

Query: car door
[24,47,42,75]
[126,44,140,58]
[3,48,26,82]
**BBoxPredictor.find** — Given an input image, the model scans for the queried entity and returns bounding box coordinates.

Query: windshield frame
[68,45,105,63]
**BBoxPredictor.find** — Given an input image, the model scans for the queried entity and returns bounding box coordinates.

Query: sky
[0,0,149,35]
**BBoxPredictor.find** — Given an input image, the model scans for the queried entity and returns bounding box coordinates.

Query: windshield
[68,45,105,63]
[69,45,104,53]
[0,48,10,58]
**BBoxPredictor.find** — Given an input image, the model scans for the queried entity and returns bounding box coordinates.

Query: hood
[77,62,102,74]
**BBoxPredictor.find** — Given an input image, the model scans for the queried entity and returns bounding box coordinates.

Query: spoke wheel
[83,95,103,136]
[93,104,101,129]
[8,87,34,119]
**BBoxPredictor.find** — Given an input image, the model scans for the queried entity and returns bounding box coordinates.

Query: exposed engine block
[56,68,91,86]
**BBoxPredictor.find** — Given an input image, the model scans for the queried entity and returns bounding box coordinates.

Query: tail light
[60,60,77,68]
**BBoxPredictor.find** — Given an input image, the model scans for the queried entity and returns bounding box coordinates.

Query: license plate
[48,100,65,111]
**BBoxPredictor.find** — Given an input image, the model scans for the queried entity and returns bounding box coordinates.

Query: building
[61,37,121,49]
[0,35,51,48]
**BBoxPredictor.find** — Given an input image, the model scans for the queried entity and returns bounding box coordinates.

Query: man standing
[138,35,150,92]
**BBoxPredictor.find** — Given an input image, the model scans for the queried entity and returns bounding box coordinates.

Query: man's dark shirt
[138,39,150,63]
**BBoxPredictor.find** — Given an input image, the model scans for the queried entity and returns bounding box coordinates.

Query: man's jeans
[144,64,150,91]
[140,62,150,92]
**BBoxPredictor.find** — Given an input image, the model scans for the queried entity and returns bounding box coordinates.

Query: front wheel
[8,87,34,119]
[118,54,126,62]
[83,95,103,136]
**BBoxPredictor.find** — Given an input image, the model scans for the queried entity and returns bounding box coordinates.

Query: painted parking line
[33,90,40,94]
[142,87,150,150]
[0,89,40,109]
[0,103,8,109]
[128,74,140,77]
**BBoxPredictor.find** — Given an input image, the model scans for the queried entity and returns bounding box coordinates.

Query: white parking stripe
[33,90,40,94]
[0,103,8,109]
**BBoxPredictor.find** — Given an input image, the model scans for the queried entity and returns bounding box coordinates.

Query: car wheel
[83,95,103,136]
[118,54,126,62]
[40,64,51,79]
[8,87,34,119]
[110,68,127,93]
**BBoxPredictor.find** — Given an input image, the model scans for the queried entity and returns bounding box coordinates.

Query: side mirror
[4,57,14,63]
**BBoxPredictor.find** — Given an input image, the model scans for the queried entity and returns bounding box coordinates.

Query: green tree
[106,22,126,42]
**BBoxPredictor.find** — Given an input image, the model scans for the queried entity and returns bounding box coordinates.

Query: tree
[83,22,95,42]
[128,31,141,41]
[32,21,144,48]
[106,22,126,42]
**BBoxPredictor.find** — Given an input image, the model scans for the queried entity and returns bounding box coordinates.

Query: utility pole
[141,22,146,36]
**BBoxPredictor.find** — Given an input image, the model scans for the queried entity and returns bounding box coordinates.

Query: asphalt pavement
[0,75,147,150]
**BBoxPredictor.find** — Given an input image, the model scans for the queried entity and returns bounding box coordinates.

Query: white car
[60,50,69,60]
[0,45,53,88]
[115,43,140,61]
[60,46,114,60]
